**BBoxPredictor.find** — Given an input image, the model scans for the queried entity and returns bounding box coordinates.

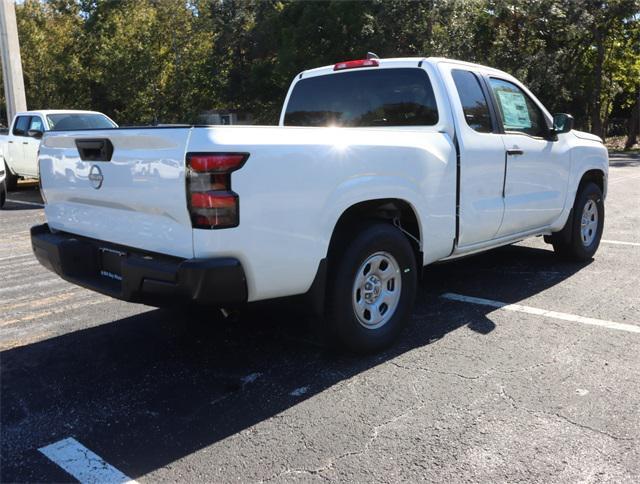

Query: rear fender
[321,175,426,254]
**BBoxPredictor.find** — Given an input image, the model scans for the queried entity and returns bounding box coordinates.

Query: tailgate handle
[75,138,114,162]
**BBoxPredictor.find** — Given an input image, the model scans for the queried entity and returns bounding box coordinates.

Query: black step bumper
[30,224,247,306]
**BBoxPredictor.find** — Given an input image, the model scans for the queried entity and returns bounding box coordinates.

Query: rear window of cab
[284,68,439,128]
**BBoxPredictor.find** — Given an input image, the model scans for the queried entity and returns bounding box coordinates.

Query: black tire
[4,161,18,191]
[551,182,604,261]
[324,222,417,353]
[0,178,5,209]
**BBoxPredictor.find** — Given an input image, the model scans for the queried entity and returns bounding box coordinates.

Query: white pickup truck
[31,57,608,352]
[0,110,117,191]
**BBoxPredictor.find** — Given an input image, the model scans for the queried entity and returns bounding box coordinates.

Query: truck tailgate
[39,128,194,258]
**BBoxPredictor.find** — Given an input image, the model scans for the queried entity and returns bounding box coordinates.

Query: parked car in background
[0,110,117,190]
[32,57,607,352]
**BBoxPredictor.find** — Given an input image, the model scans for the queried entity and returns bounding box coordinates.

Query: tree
[8,0,640,147]
[16,0,90,111]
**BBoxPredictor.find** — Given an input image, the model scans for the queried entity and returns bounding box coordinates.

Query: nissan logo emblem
[88,165,104,189]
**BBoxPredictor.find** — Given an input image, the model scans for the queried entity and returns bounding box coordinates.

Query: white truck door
[8,115,29,175]
[488,78,571,236]
[446,67,506,246]
[21,116,44,177]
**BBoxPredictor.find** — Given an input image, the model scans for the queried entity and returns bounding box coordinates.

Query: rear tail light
[186,152,248,229]
[189,153,246,173]
[333,59,379,71]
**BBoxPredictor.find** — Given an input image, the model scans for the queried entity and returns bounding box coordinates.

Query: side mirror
[552,113,574,134]
[27,129,44,139]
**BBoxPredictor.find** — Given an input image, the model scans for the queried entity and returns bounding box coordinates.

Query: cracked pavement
[1,153,639,483]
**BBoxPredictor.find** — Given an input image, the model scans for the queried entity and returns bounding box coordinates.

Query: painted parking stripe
[0,289,80,312]
[5,198,44,207]
[0,253,33,262]
[0,259,36,269]
[601,239,640,247]
[0,297,111,326]
[607,173,640,184]
[441,292,640,334]
[39,437,138,484]
[0,278,61,294]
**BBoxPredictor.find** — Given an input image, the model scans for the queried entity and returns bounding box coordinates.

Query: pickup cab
[0,110,117,190]
[31,57,608,352]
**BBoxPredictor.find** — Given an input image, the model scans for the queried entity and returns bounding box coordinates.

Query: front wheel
[324,222,417,353]
[551,182,604,261]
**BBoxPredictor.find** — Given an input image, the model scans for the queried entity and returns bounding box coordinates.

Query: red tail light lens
[186,152,248,229]
[191,192,238,227]
[191,192,237,209]
[333,59,379,71]
[189,153,246,173]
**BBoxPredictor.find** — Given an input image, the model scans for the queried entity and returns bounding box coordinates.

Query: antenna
[366,52,380,60]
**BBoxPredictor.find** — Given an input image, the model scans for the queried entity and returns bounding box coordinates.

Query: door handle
[8,140,13,143]
[506,149,524,156]
[23,141,29,145]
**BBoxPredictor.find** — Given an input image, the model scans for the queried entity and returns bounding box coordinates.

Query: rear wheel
[551,182,604,261]
[4,161,18,191]
[324,222,417,353]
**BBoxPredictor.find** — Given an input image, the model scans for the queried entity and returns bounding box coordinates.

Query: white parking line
[0,253,32,262]
[2,260,39,271]
[607,173,640,184]
[601,239,640,247]
[441,292,640,334]
[290,386,310,397]
[39,437,138,484]
[5,198,44,207]
[0,277,61,294]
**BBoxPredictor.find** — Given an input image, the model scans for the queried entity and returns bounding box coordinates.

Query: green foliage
[17,0,89,110]
[7,0,640,136]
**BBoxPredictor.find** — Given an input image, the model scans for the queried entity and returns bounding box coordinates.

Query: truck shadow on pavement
[0,243,589,481]
[3,186,44,211]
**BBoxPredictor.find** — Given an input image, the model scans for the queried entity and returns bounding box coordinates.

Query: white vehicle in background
[0,110,117,191]
[32,57,608,353]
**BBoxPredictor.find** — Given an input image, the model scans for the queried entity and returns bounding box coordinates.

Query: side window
[12,116,30,136]
[452,70,493,133]
[29,116,44,132]
[489,78,546,137]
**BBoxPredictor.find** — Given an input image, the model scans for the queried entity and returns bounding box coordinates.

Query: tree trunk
[591,28,605,138]
[625,88,640,150]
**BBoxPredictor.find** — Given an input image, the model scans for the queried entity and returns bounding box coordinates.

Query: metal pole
[0,0,27,126]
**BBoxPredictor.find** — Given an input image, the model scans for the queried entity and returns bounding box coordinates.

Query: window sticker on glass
[496,90,531,129]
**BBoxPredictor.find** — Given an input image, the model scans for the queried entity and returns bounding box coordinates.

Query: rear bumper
[30,224,247,306]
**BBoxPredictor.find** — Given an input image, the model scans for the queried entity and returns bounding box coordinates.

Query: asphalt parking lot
[1,153,639,483]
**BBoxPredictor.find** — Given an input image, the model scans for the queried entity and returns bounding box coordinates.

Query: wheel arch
[327,198,422,268]
[578,168,606,198]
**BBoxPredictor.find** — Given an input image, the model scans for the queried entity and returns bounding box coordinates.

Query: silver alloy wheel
[580,199,599,247]
[352,251,402,330]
